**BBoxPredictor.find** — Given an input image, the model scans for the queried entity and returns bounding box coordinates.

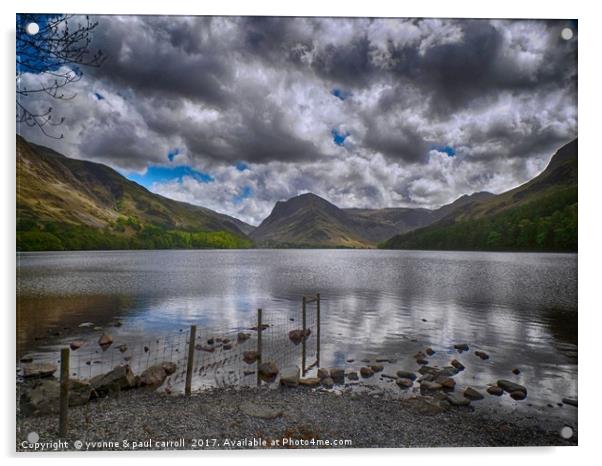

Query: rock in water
[487,386,504,396]
[258,361,279,383]
[21,362,57,378]
[317,368,330,379]
[360,367,374,378]
[464,387,484,400]
[90,365,136,396]
[370,364,384,373]
[450,359,465,371]
[438,377,456,389]
[330,368,345,384]
[98,334,113,351]
[453,343,469,352]
[562,397,578,407]
[512,368,521,375]
[396,370,417,380]
[237,332,250,343]
[475,351,489,360]
[510,390,527,400]
[396,378,414,389]
[497,379,527,395]
[279,366,300,386]
[242,351,259,364]
[288,329,311,345]
[69,340,85,351]
[446,393,471,406]
[425,348,435,356]
[346,371,359,381]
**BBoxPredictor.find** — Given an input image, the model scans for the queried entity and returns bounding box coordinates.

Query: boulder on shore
[360,367,374,378]
[90,365,137,396]
[346,371,359,381]
[21,362,57,379]
[420,380,443,391]
[139,365,169,388]
[299,377,320,386]
[321,377,334,388]
[464,387,484,400]
[446,393,471,406]
[258,361,279,383]
[279,366,300,386]
[317,368,330,379]
[330,368,345,384]
[237,332,251,343]
[396,378,413,389]
[396,370,417,380]
[20,378,92,415]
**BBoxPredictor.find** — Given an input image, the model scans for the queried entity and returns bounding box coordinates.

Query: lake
[17,249,577,426]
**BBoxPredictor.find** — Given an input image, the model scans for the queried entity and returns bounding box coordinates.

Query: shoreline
[17,385,577,451]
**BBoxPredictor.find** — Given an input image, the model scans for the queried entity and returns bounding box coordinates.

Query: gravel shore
[16,385,577,451]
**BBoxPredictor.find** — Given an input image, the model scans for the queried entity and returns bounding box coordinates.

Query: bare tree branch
[16,14,106,138]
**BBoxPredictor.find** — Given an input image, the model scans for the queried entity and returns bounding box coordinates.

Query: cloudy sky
[18,16,577,226]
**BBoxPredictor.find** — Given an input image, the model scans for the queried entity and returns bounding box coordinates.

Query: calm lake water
[17,249,577,426]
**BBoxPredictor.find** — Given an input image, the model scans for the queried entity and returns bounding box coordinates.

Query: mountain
[380,139,577,252]
[250,191,494,248]
[344,191,494,243]
[16,135,254,251]
[250,193,372,248]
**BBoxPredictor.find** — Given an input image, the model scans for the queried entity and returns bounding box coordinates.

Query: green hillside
[380,139,577,252]
[16,135,253,251]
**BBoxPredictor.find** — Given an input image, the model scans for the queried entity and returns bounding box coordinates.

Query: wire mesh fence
[18,294,322,398]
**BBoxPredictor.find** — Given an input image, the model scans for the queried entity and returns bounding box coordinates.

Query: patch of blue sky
[332,128,350,146]
[431,144,456,157]
[331,88,352,101]
[236,161,249,172]
[232,185,253,204]
[167,148,181,162]
[127,165,214,188]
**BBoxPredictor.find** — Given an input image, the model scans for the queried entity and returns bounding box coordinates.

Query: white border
[2,1,600,464]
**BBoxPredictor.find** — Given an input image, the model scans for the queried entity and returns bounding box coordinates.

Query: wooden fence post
[185,325,197,396]
[316,293,321,368]
[256,308,263,386]
[59,347,70,437]
[302,296,307,376]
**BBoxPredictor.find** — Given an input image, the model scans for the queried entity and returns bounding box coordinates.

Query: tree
[16,14,105,138]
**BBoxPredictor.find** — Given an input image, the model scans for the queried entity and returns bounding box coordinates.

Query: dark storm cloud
[17,16,577,223]
[89,16,232,106]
